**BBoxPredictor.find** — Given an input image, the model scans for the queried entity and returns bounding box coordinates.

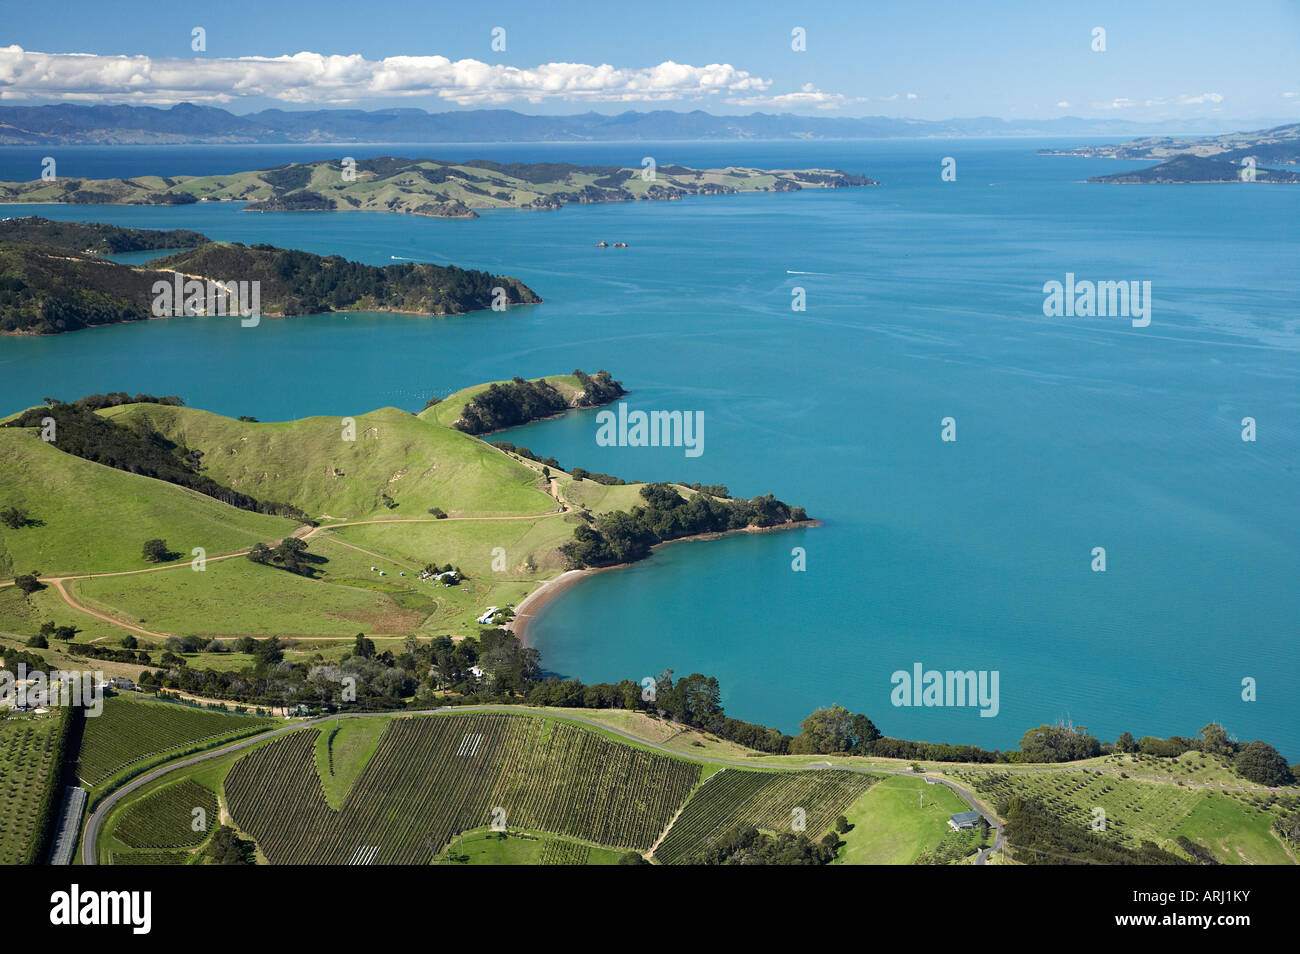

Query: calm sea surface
[1,139,1295,755]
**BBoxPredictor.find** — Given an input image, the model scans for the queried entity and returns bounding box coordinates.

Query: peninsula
[0,218,539,335]
[1086,155,1300,184]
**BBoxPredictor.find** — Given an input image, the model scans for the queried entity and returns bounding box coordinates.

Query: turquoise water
[1,140,1296,755]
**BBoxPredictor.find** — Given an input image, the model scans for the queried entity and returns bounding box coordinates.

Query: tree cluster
[559,483,807,568]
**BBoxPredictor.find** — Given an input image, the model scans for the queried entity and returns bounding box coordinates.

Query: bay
[0,139,1295,755]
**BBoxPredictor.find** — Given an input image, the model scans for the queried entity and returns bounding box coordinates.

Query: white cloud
[905,92,918,100]
[1177,92,1223,105]
[1056,100,1071,108]
[1281,91,1297,99]
[0,46,786,106]
[726,82,859,110]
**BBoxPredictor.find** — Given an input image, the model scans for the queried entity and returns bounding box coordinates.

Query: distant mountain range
[0,103,1281,144]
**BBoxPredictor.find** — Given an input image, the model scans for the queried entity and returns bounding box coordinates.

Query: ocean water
[1,139,1296,756]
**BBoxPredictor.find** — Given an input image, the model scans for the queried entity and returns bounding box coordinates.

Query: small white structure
[475,607,500,625]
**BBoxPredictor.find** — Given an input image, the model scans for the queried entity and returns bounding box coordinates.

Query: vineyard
[111,850,188,865]
[224,713,700,863]
[539,838,591,865]
[77,696,277,788]
[654,768,877,865]
[0,710,72,864]
[114,779,219,849]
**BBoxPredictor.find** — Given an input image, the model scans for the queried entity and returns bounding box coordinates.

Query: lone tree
[13,573,42,594]
[0,506,29,529]
[141,538,171,563]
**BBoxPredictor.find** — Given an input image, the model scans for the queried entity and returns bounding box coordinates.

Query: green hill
[0,426,295,577]
[100,403,553,521]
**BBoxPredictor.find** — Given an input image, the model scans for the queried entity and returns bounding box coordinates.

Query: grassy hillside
[70,540,434,637]
[0,426,295,577]
[100,404,554,520]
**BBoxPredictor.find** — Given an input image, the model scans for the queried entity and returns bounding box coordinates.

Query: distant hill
[0,157,875,217]
[1087,154,1300,184]
[1041,122,1300,164]
[0,102,1267,144]
[0,230,540,334]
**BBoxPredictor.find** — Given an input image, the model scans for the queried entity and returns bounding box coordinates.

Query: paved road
[49,786,87,865]
[82,705,1004,865]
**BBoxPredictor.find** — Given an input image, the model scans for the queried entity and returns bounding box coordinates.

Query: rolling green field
[72,542,430,637]
[76,695,277,793]
[0,709,71,864]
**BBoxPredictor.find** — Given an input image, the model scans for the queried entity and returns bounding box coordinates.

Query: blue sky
[2,0,1297,120]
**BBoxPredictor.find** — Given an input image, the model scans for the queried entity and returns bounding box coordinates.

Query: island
[0,158,879,218]
[0,218,539,335]
[1087,154,1300,184]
